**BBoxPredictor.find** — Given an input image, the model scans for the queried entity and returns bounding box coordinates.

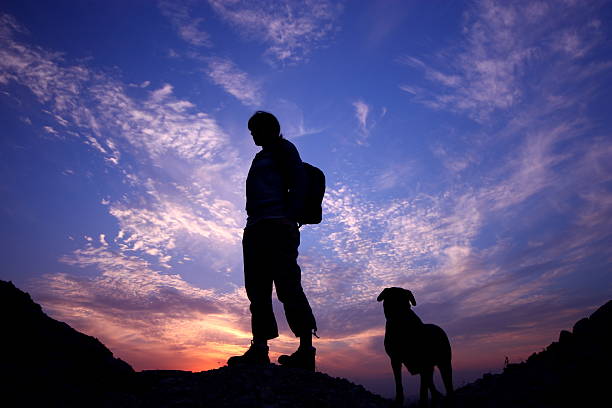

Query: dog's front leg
[391,359,404,406]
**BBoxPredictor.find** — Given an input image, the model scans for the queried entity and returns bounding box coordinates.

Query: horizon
[1,0,611,399]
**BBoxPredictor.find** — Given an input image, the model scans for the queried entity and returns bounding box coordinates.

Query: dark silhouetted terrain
[0,280,134,407]
[451,299,612,408]
[136,365,390,408]
[1,279,610,407]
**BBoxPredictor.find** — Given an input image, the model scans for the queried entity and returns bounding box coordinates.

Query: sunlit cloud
[33,242,252,370]
[159,0,212,47]
[397,1,608,122]
[352,99,370,142]
[206,57,263,106]
[108,183,242,267]
[1,8,246,278]
[207,0,343,64]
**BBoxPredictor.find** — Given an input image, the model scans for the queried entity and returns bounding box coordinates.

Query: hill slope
[452,299,612,407]
[136,366,390,408]
[0,280,134,407]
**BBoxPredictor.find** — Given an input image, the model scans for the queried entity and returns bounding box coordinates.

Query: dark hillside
[0,280,134,407]
[135,366,391,408]
[452,300,612,408]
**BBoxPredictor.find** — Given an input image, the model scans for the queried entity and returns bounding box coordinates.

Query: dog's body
[378,287,453,407]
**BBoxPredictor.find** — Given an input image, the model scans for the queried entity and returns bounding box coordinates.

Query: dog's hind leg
[419,366,435,407]
[439,361,454,397]
[438,361,454,407]
[391,359,404,406]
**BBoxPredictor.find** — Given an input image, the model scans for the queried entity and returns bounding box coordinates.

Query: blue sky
[1,0,611,398]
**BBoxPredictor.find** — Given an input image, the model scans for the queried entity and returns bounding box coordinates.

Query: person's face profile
[250,127,265,146]
[249,123,273,146]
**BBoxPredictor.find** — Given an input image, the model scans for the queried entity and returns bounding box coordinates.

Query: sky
[1,0,611,399]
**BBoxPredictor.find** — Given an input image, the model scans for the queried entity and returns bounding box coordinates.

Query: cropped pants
[242,218,317,340]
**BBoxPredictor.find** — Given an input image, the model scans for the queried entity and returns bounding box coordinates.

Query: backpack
[298,162,325,226]
[270,140,325,226]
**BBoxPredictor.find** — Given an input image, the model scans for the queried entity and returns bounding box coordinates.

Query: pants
[242,218,317,340]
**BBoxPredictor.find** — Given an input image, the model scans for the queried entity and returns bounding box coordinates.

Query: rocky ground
[134,365,391,408]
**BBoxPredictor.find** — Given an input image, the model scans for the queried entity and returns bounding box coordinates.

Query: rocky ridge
[451,299,612,407]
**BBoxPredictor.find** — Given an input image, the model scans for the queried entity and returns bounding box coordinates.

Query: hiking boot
[277,346,316,371]
[227,342,270,366]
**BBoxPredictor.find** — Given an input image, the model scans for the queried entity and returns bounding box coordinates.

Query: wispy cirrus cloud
[107,179,243,268]
[351,100,387,145]
[1,8,247,317]
[207,0,343,64]
[205,57,263,106]
[399,0,607,122]
[352,99,370,142]
[1,15,245,269]
[159,0,212,47]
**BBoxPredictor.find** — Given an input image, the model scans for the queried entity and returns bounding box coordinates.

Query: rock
[558,329,572,343]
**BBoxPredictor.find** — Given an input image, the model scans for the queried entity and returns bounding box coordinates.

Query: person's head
[248,111,281,146]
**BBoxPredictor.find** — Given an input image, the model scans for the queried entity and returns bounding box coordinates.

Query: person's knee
[276,285,306,305]
[250,298,273,312]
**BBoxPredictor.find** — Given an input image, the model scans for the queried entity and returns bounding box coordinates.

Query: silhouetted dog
[377,287,453,407]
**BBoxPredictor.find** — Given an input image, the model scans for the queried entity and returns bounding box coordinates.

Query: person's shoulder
[279,138,299,154]
[279,137,294,147]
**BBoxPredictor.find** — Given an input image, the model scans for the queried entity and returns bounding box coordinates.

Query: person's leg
[273,221,316,338]
[272,220,317,369]
[244,223,279,341]
[227,224,277,366]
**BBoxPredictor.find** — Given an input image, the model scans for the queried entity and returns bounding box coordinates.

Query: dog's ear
[404,289,417,306]
[377,288,389,302]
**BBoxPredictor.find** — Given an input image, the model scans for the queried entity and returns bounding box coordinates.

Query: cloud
[159,0,212,47]
[207,0,343,64]
[352,99,370,141]
[205,57,263,106]
[93,81,237,165]
[351,99,386,144]
[1,11,240,165]
[1,11,246,280]
[108,181,243,267]
[374,162,413,191]
[55,243,226,316]
[31,242,254,370]
[399,1,607,122]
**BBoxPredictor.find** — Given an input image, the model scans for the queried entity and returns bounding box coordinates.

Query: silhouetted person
[228,111,317,371]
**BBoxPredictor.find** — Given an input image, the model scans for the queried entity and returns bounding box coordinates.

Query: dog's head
[377,287,417,320]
